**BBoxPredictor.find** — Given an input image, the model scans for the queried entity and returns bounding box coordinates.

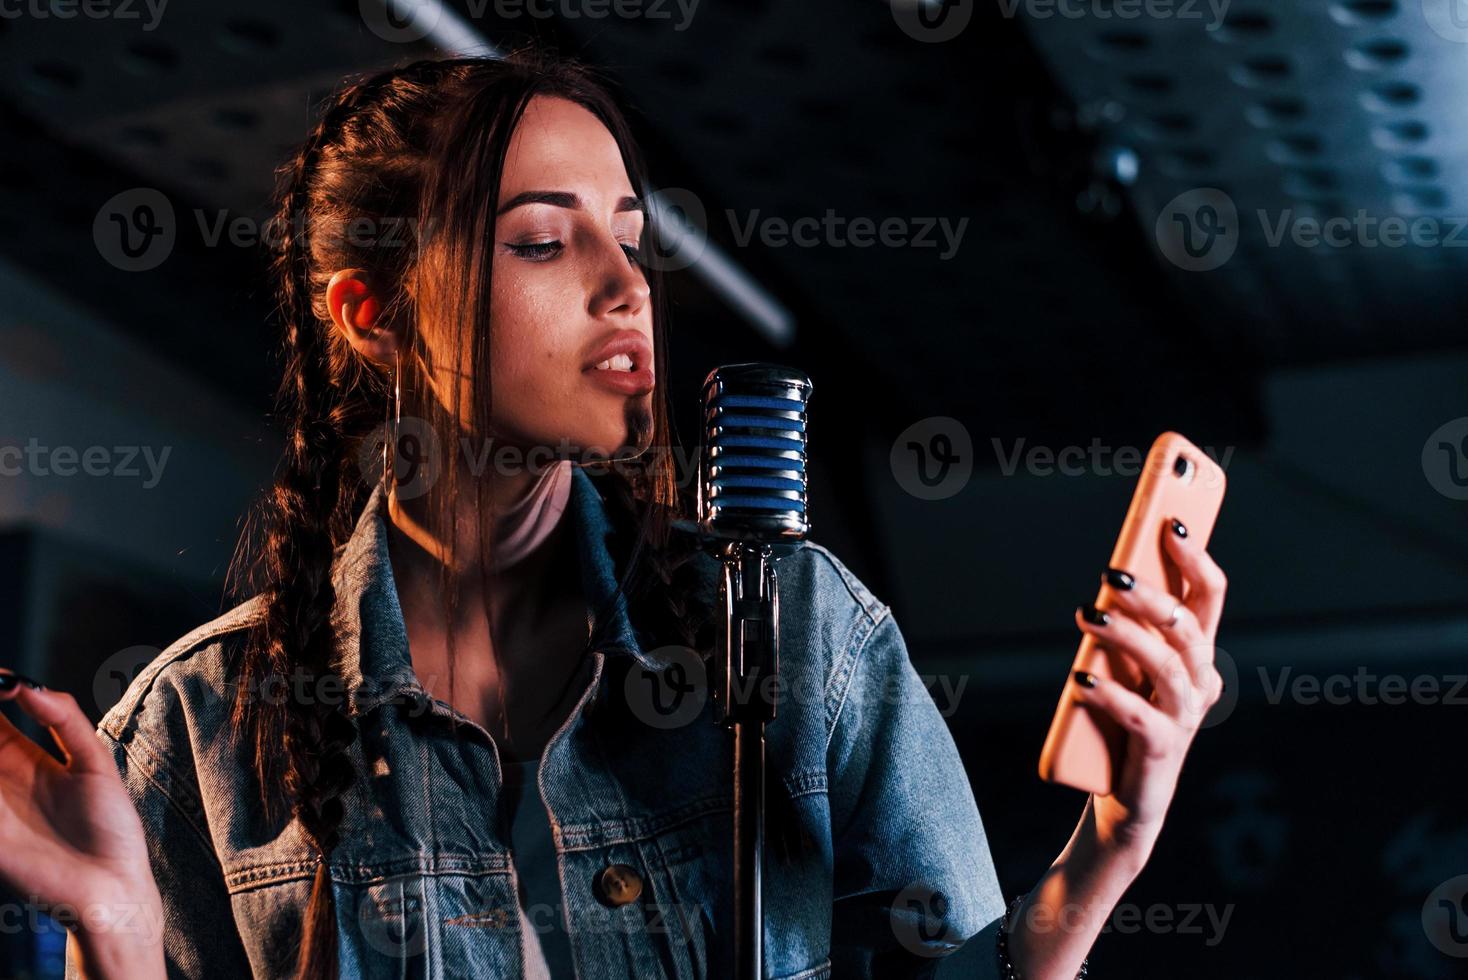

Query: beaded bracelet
[996,893,1091,979]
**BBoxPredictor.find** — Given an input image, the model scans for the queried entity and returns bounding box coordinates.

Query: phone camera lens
[1173,454,1196,484]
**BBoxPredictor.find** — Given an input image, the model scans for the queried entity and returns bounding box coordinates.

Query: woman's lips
[584,364,655,395]
[582,329,652,372]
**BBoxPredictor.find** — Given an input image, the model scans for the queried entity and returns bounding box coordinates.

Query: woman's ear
[326,268,397,364]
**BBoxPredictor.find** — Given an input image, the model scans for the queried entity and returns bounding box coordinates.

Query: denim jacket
[68,466,1006,979]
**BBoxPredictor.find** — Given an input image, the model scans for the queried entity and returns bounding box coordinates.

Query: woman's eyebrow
[496,190,644,216]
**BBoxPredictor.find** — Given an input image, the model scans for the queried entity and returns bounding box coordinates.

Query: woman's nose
[589,234,650,319]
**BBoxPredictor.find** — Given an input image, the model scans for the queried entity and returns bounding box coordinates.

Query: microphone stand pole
[713,540,779,980]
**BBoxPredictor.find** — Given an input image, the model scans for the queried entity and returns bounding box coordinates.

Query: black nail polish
[1080,605,1110,627]
[1073,670,1097,689]
[1171,518,1189,538]
[1104,568,1135,591]
[0,675,16,692]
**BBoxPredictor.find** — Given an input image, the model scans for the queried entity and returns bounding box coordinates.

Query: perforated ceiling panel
[1020,0,1468,361]
[0,2,417,221]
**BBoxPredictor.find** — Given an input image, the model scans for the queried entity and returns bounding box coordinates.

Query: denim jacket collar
[332,465,667,719]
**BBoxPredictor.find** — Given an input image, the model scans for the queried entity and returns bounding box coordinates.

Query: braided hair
[225,48,715,979]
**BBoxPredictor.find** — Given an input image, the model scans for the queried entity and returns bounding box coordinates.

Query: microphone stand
[710,541,780,980]
[690,360,813,979]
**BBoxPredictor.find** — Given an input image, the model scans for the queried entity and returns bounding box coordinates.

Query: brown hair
[225,47,713,978]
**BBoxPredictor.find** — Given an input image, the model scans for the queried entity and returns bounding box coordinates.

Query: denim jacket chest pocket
[203,696,516,979]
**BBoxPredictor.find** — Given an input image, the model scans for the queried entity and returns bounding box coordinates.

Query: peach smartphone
[1037,431,1227,796]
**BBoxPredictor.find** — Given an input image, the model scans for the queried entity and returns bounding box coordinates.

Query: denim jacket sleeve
[64,642,255,980]
[825,602,1008,977]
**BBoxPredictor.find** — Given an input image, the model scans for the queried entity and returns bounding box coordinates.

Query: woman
[0,48,1226,979]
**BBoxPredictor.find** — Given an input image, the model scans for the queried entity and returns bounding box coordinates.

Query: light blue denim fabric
[66,466,1006,979]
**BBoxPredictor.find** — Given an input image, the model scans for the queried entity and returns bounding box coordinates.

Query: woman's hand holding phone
[1010,434,1229,978]
[0,670,165,980]
[1069,520,1228,861]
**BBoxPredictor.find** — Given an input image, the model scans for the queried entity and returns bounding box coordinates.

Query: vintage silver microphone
[694,363,812,980]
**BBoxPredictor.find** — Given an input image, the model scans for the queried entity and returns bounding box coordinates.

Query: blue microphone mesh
[699,364,812,541]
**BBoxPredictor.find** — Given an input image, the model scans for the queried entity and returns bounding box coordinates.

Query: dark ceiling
[1,0,1463,473]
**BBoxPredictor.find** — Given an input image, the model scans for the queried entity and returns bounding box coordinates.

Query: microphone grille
[696,363,812,542]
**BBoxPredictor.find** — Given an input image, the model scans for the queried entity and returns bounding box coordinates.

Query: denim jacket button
[594,863,644,907]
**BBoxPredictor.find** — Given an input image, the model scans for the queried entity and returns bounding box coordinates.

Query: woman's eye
[503,239,643,265]
[506,240,563,260]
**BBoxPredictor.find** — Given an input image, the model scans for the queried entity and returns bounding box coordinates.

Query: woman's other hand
[0,671,165,979]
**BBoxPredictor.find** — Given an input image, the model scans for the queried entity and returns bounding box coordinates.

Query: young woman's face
[469,94,655,464]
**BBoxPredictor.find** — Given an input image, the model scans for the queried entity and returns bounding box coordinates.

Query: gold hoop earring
[382,348,401,494]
